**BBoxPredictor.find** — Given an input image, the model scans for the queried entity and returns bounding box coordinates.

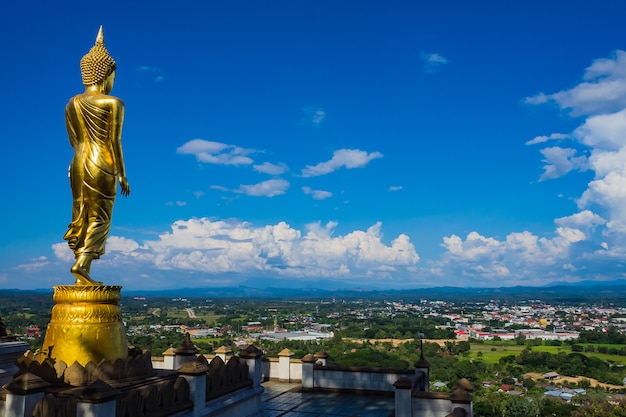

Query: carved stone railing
[179,354,252,402]
[205,355,251,400]
[15,348,154,387]
[4,348,193,417]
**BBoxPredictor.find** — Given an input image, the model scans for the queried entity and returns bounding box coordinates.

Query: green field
[469,342,626,365]
[469,344,525,364]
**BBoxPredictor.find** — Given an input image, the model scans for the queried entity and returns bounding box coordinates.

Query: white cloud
[137,66,161,72]
[254,162,289,175]
[538,146,588,181]
[15,257,50,272]
[299,107,326,126]
[137,65,165,82]
[573,109,626,152]
[210,185,230,192]
[193,191,205,199]
[439,228,587,283]
[525,50,626,116]
[52,237,139,264]
[78,218,419,281]
[177,139,256,165]
[389,186,403,192]
[555,210,606,229]
[526,133,569,145]
[526,50,626,259]
[579,172,626,235]
[301,149,383,177]
[421,52,448,73]
[443,232,502,260]
[52,243,74,262]
[302,186,333,200]
[107,236,140,253]
[235,179,290,197]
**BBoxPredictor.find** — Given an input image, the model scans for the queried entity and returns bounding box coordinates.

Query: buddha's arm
[65,99,79,148]
[108,98,130,196]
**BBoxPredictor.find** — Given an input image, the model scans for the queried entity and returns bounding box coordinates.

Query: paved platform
[262,382,394,417]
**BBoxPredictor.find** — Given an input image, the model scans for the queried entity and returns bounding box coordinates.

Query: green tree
[474,391,505,417]
[453,359,487,382]
[501,395,539,417]
[572,398,626,417]
[522,377,535,389]
[539,398,577,417]
[456,341,471,354]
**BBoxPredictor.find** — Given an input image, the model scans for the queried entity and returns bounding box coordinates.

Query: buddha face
[103,70,115,94]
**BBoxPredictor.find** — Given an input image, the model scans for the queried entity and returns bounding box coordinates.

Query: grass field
[468,342,626,365]
[469,344,525,364]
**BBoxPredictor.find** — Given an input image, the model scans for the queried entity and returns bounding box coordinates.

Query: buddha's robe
[64,95,120,258]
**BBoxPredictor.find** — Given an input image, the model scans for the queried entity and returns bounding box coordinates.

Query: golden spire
[80,26,116,86]
[96,25,104,45]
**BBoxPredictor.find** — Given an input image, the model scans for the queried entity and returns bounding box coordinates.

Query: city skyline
[2,1,626,290]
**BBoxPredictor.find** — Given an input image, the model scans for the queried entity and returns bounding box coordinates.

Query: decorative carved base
[41,285,128,366]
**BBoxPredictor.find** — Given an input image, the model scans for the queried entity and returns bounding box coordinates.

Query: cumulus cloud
[107,236,140,253]
[527,50,626,257]
[421,52,448,73]
[579,172,626,235]
[52,243,74,262]
[254,162,289,175]
[302,186,333,200]
[301,149,383,177]
[235,179,290,197]
[538,147,588,181]
[440,228,587,283]
[177,139,256,165]
[555,210,606,229]
[50,218,419,282]
[573,109,626,152]
[525,50,626,116]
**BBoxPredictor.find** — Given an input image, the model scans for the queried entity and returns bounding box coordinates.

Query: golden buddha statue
[64,26,130,285]
[40,27,130,366]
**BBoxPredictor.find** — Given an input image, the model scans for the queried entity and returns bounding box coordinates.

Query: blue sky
[2,1,626,290]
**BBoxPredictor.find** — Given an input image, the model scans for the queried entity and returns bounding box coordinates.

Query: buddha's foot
[70,265,103,286]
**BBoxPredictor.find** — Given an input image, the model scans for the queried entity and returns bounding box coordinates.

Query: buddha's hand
[119,176,131,196]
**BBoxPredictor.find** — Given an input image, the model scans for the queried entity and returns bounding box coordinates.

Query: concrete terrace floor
[261,381,395,417]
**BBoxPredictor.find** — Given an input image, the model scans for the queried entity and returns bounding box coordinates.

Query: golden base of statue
[41,285,128,366]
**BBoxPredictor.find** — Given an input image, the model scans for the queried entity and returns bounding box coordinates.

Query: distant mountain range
[100,278,626,304]
[4,278,626,303]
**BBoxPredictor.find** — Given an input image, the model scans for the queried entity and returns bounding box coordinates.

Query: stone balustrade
[2,339,471,417]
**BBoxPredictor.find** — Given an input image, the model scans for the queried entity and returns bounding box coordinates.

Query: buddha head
[80,26,116,89]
